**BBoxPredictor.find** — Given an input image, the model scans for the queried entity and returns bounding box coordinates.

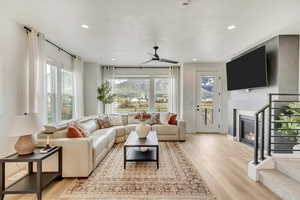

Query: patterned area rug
[60,142,216,200]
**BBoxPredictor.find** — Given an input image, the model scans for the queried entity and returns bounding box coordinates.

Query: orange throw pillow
[67,125,84,138]
[168,114,177,125]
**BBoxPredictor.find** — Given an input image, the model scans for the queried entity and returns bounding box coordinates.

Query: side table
[0,146,62,200]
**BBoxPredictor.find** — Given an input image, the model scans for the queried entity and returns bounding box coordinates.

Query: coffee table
[124,131,159,169]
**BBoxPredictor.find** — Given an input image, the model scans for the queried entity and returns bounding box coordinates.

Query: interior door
[196,71,221,132]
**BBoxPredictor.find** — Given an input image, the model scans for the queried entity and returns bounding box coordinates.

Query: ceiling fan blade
[142,59,154,64]
[159,58,179,64]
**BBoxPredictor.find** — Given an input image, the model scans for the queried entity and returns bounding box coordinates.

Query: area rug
[60,142,216,200]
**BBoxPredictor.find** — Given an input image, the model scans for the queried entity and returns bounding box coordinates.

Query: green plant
[276,103,300,142]
[97,81,116,104]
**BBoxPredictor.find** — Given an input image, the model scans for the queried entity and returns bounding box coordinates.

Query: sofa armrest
[177,120,186,141]
[36,137,94,177]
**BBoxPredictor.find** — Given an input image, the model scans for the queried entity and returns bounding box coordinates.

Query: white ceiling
[2,0,300,66]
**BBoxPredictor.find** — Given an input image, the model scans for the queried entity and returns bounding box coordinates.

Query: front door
[196,71,221,132]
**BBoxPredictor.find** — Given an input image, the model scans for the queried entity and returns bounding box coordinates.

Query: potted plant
[97,81,116,113]
[276,103,300,153]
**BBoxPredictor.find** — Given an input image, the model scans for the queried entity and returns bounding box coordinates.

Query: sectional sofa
[35,113,186,177]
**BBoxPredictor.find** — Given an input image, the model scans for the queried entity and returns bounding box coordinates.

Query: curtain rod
[24,26,76,58]
[113,66,179,69]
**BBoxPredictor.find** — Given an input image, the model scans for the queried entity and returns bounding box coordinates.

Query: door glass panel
[199,76,215,126]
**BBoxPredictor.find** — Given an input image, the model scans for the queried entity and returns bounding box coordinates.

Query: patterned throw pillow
[145,113,161,125]
[168,114,177,125]
[109,115,124,126]
[97,116,112,129]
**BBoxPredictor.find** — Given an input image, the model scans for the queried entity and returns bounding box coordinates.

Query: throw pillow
[160,112,170,124]
[76,119,99,136]
[67,125,84,138]
[145,113,161,125]
[168,114,177,125]
[97,116,112,129]
[109,115,124,126]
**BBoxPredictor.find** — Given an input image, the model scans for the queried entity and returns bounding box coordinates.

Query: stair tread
[275,159,300,182]
[259,169,300,200]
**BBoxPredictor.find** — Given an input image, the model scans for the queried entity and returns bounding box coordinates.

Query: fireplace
[239,115,255,146]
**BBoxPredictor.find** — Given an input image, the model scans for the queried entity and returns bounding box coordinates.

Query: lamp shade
[10,113,43,137]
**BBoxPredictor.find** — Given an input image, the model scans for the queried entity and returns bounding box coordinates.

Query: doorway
[196,71,222,132]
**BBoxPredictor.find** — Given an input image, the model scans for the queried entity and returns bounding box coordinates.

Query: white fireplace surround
[235,110,256,142]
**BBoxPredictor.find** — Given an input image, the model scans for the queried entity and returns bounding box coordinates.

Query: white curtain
[26,29,47,124]
[168,66,180,114]
[73,57,84,119]
[102,66,115,114]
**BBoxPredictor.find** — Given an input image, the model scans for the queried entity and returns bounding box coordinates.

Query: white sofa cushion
[76,119,99,136]
[92,134,108,155]
[151,124,179,135]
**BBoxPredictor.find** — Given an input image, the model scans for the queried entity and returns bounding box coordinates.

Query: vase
[136,121,151,138]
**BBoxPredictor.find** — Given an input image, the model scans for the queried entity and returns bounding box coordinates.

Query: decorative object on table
[0,147,62,200]
[10,113,43,155]
[40,125,58,154]
[97,81,116,113]
[135,112,151,139]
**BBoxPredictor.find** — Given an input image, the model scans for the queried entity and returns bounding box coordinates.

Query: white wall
[0,18,28,175]
[0,18,27,157]
[181,63,228,133]
[84,62,102,116]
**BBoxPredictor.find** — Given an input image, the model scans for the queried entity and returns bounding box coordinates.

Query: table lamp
[10,113,43,155]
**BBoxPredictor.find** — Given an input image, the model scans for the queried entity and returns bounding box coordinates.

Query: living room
[1,1,300,200]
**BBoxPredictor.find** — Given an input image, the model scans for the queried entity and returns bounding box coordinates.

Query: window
[113,79,150,113]
[46,63,57,124]
[154,78,169,112]
[112,77,169,113]
[61,69,74,121]
[46,61,74,124]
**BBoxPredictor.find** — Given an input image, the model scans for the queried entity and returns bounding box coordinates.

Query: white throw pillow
[76,119,99,136]
[160,112,170,124]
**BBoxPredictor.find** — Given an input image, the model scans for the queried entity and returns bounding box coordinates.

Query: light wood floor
[5,134,280,200]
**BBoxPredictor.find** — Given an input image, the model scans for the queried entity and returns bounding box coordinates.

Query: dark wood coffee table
[124,131,159,169]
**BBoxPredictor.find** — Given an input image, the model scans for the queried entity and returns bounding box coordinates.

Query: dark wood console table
[0,146,62,200]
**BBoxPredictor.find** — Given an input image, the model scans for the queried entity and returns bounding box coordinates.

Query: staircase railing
[254,93,300,165]
[254,104,269,165]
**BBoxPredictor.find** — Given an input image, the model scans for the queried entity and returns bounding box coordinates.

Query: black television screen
[226,46,268,91]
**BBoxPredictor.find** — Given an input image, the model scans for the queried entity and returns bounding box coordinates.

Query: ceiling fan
[142,46,179,64]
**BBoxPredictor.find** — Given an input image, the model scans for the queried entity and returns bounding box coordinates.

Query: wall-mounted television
[226,46,268,91]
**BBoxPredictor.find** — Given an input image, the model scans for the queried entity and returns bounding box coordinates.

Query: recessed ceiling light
[81,24,89,29]
[192,58,197,62]
[111,58,116,61]
[227,25,236,30]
